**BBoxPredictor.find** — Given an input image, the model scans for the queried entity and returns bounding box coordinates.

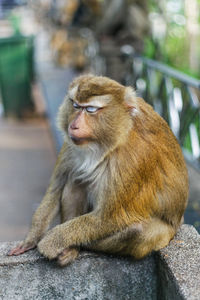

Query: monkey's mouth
[69,135,90,146]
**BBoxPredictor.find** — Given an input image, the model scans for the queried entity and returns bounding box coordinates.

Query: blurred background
[0,0,200,241]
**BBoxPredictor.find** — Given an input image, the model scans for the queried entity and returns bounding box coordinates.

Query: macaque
[8,75,188,266]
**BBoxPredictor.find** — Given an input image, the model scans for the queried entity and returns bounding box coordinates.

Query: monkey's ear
[124,87,138,116]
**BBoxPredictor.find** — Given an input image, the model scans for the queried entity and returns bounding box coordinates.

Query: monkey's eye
[72,101,81,110]
[85,106,100,113]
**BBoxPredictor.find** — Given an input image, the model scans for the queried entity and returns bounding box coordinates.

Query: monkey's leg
[84,224,143,255]
[57,247,80,266]
[57,219,175,264]
[130,218,175,259]
[85,219,175,259]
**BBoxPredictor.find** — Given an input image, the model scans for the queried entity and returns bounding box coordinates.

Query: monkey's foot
[57,248,79,267]
[7,244,36,256]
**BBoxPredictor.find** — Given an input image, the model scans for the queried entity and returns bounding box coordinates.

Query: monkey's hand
[37,225,66,260]
[38,229,79,266]
[7,240,36,256]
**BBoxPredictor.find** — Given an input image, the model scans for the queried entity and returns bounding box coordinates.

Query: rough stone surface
[0,225,200,300]
[185,165,200,233]
[157,224,200,300]
[0,242,157,300]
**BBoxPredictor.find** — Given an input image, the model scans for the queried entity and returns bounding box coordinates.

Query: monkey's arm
[8,193,61,256]
[8,143,69,256]
[37,211,127,260]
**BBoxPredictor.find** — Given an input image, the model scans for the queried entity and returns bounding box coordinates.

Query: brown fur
[70,75,125,104]
[8,75,188,265]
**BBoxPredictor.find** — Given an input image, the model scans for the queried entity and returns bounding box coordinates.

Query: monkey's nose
[70,123,79,130]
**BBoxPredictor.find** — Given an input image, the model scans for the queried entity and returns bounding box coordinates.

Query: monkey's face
[67,97,106,146]
[58,75,138,149]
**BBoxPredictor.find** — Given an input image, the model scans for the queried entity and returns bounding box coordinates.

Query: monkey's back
[112,97,189,228]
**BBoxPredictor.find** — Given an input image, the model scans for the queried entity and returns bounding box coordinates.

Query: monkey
[8,75,188,266]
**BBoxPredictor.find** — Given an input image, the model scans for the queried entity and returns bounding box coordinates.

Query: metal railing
[120,46,200,171]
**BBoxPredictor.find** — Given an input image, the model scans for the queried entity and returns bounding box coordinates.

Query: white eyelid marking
[80,95,111,108]
[85,106,99,113]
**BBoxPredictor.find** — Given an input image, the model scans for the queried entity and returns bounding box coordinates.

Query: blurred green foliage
[143,0,200,160]
[143,0,200,78]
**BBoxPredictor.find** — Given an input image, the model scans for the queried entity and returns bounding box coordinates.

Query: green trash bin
[0,35,34,117]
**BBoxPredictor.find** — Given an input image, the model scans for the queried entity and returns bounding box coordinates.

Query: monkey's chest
[86,192,96,212]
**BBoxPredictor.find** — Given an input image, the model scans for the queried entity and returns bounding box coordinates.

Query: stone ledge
[0,225,199,300]
[0,242,157,300]
[157,225,200,300]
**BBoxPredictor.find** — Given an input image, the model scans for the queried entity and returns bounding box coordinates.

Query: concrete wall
[0,244,157,299]
[0,225,199,300]
[157,225,200,300]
